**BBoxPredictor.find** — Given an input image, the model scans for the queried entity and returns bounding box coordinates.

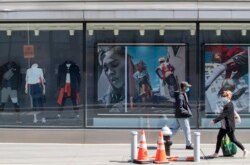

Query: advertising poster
[204,44,249,113]
[97,44,186,113]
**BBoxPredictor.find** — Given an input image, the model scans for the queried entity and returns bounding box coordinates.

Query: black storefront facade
[0,1,250,143]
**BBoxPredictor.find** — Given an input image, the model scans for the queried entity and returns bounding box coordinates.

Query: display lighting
[139,29,145,36]
[6,29,11,36]
[159,29,165,36]
[216,29,221,36]
[88,29,94,36]
[69,29,74,36]
[114,29,119,36]
[241,29,247,36]
[190,29,196,36]
[34,30,39,36]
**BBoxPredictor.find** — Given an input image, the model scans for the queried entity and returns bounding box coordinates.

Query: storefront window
[0,23,83,127]
[86,23,197,128]
[200,23,250,128]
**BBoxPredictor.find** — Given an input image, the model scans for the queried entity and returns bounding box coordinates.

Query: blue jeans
[171,118,192,146]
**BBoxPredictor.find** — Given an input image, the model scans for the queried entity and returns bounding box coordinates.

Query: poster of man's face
[204,45,249,113]
[97,44,186,113]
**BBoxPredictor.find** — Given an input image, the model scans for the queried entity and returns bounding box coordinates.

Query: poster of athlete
[97,44,186,113]
[204,44,249,113]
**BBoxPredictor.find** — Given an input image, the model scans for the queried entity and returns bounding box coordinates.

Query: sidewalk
[0,143,250,165]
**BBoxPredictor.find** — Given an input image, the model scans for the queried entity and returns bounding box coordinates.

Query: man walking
[171,81,193,149]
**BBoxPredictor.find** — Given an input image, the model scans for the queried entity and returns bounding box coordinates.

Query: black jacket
[213,101,235,132]
[0,61,21,90]
[174,91,192,118]
[57,61,81,91]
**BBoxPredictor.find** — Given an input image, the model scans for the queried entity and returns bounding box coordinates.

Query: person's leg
[227,131,245,151]
[178,118,192,147]
[214,128,226,154]
[170,118,180,137]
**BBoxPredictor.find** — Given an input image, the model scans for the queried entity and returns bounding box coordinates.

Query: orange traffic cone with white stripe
[136,130,151,163]
[154,131,169,164]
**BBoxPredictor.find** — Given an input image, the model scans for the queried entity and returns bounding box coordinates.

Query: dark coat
[57,61,81,92]
[0,61,21,90]
[174,91,192,118]
[213,101,235,132]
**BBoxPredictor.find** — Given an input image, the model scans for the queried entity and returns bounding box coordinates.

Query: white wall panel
[0,11,84,21]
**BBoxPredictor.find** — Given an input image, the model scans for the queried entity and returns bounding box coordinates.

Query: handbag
[234,111,241,124]
[221,135,237,156]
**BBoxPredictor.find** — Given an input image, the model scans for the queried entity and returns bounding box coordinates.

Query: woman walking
[210,90,248,158]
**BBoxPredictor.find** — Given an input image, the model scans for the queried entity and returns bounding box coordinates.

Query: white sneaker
[57,114,61,118]
[41,117,46,123]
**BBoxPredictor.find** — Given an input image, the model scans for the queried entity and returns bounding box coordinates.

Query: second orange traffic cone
[154,131,169,164]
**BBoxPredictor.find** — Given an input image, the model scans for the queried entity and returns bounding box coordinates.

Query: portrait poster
[97,44,186,114]
[204,44,249,113]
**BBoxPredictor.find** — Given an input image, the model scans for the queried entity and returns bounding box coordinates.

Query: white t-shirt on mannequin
[66,63,71,83]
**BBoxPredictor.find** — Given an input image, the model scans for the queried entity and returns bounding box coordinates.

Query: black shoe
[186,145,193,150]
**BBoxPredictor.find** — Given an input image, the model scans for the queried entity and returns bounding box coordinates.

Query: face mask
[221,97,229,105]
[185,87,190,93]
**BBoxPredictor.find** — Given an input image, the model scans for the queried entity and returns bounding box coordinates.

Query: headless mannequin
[0,61,21,122]
[25,63,46,123]
[57,61,80,118]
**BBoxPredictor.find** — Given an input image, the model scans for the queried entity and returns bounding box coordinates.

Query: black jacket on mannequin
[0,61,21,90]
[57,61,81,92]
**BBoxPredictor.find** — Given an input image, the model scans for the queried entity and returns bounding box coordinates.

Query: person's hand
[25,88,28,94]
[210,120,215,126]
[43,86,46,95]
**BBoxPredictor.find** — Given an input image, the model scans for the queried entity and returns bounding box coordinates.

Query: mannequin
[57,60,81,118]
[0,61,21,122]
[25,63,46,123]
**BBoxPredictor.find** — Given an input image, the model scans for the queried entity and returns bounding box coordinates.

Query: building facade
[0,0,250,143]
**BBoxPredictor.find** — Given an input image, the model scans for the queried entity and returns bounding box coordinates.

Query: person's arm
[205,64,226,90]
[155,68,163,79]
[213,104,229,123]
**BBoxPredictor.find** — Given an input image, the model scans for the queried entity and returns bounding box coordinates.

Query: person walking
[210,90,248,158]
[171,81,193,149]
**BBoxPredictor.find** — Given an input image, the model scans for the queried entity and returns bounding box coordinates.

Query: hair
[222,90,233,99]
[98,46,125,66]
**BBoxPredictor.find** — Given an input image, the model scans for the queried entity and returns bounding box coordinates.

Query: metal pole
[194,132,200,162]
[131,131,138,162]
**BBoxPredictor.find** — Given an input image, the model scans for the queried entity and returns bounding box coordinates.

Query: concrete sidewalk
[0,143,250,165]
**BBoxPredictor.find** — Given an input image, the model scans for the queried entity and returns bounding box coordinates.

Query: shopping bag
[234,111,241,124]
[221,135,237,156]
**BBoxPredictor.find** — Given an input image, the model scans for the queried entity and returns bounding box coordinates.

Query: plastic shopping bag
[221,135,237,156]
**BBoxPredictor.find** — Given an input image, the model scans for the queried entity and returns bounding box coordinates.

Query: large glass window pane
[200,23,250,128]
[86,23,197,128]
[0,23,83,127]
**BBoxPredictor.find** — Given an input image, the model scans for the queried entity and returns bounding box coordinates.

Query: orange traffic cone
[154,131,169,164]
[136,130,151,163]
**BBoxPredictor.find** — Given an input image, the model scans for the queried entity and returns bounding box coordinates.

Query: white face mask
[221,97,229,105]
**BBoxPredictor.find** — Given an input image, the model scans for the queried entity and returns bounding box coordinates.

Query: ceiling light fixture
[216,29,221,36]
[241,29,247,36]
[139,29,145,36]
[88,29,94,36]
[69,29,74,36]
[190,29,196,36]
[34,30,40,36]
[6,30,11,36]
[114,29,119,36]
[159,29,165,36]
